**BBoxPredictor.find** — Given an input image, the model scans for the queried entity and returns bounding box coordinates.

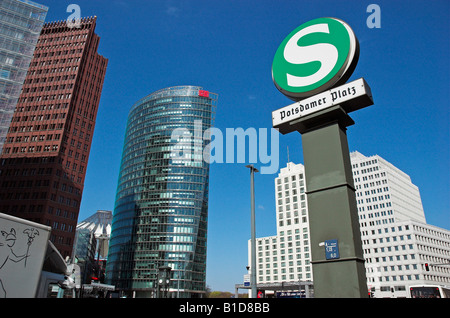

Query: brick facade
[0,17,108,258]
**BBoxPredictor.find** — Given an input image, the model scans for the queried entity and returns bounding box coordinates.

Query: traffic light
[425,263,430,271]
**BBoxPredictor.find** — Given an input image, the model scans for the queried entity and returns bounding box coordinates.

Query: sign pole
[295,107,367,297]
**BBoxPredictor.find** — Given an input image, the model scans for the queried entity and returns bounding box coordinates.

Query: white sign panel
[243,274,250,286]
[272,78,372,129]
[0,213,51,298]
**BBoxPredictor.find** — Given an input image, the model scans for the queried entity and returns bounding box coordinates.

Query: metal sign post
[297,107,367,297]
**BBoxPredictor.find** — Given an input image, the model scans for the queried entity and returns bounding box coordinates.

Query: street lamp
[246,164,258,298]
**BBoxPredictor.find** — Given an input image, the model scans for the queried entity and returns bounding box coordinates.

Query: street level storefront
[235,281,314,298]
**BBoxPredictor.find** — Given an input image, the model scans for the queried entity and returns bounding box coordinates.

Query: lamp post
[246,164,258,298]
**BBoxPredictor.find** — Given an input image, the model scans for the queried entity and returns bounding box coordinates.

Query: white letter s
[284,23,338,87]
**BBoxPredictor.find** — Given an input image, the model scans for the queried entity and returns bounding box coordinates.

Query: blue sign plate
[325,239,340,260]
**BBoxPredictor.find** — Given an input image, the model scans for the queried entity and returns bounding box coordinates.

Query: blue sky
[37,0,449,292]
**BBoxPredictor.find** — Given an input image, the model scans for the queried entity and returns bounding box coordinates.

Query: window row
[258,273,312,283]
[3,144,58,154]
[19,93,72,102]
[37,32,88,45]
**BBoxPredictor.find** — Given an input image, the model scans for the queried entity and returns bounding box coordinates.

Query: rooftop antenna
[287,146,290,170]
[287,146,290,163]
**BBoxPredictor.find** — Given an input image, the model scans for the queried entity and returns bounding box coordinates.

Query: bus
[409,285,450,298]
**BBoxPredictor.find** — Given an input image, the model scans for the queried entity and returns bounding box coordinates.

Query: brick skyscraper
[0,17,108,257]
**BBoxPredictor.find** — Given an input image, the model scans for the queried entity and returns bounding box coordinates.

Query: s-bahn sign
[272,78,373,133]
[271,17,374,298]
[272,17,360,100]
[272,17,373,133]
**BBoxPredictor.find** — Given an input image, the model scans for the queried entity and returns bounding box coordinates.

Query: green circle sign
[272,17,359,101]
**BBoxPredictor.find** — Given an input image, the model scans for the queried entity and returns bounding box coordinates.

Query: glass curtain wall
[0,0,48,152]
[106,86,217,298]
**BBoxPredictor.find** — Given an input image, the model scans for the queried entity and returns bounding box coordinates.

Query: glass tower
[106,86,217,298]
[0,0,48,153]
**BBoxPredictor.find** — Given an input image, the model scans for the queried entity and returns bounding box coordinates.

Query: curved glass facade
[106,86,217,298]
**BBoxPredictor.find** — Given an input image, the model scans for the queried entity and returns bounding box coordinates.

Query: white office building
[249,152,450,297]
[351,151,450,297]
[247,162,313,297]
